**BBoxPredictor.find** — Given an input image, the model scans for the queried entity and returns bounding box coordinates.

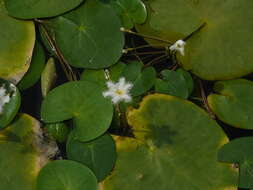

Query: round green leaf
[0,142,38,190]
[130,67,156,96]
[208,79,253,130]
[48,0,124,69]
[155,69,191,99]
[67,133,116,181]
[37,160,98,190]
[4,0,84,19]
[18,42,46,91]
[110,61,156,96]
[0,79,21,128]
[102,94,238,190]
[137,0,253,80]
[218,137,253,189]
[177,68,194,95]
[0,114,56,190]
[0,0,35,84]
[110,0,147,29]
[41,81,113,142]
[44,122,69,143]
[81,69,107,87]
[41,58,57,98]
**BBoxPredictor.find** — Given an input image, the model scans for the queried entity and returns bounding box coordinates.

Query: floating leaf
[67,133,116,181]
[0,114,57,190]
[4,0,84,19]
[18,42,46,91]
[41,58,57,98]
[102,94,238,189]
[177,68,194,95]
[110,0,147,29]
[41,81,113,142]
[0,79,21,128]
[0,0,35,84]
[208,79,253,129]
[0,142,38,190]
[110,62,156,96]
[218,137,253,189]
[137,0,253,80]
[37,160,98,190]
[155,69,192,99]
[48,0,124,69]
[44,122,69,143]
[81,69,107,88]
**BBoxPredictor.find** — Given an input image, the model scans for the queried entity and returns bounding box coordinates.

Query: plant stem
[37,20,77,81]
[121,28,172,45]
[198,79,216,119]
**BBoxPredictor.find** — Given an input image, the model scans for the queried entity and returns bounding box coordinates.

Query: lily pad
[81,62,156,96]
[218,137,253,189]
[137,0,253,80]
[4,0,84,19]
[110,0,147,29]
[37,160,98,190]
[0,0,35,84]
[110,61,156,96]
[0,142,38,190]
[41,58,57,98]
[67,133,116,181]
[0,79,21,129]
[18,42,46,91]
[208,79,253,129]
[102,94,238,189]
[81,69,107,88]
[48,0,124,69]
[0,113,57,190]
[155,69,192,99]
[0,113,59,160]
[41,81,113,142]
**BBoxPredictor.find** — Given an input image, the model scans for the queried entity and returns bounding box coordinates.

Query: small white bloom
[169,39,186,56]
[0,85,11,114]
[120,27,126,32]
[103,77,133,104]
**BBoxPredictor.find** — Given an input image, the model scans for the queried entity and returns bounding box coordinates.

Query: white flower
[169,39,186,56]
[0,85,11,114]
[103,77,133,104]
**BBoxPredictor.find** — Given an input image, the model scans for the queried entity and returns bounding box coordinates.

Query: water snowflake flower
[0,85,11,114]
[169,39,186,56]
[103,77,133,104]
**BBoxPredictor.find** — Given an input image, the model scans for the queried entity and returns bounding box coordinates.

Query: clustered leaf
[1,0,253,189]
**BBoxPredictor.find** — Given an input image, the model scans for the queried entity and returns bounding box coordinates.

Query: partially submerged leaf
[41,81,113,142]
[41,58,57,98]
[44,122,69,143]
[18,42,46,91]
[208,79,253,129]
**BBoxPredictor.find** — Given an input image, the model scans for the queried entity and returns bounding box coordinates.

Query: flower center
[115,89,124,95]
